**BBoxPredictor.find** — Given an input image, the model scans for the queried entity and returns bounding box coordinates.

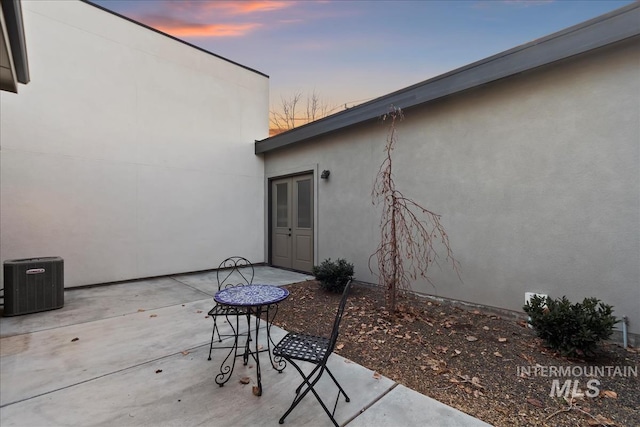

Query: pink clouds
[132,1,294,38]
[215,1,293,14]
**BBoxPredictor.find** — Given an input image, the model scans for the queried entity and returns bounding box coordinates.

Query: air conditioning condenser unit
[3,257,64,316]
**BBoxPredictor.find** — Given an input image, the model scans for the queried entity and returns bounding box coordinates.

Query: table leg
[242,312,251,365]
[214,313,241,387]
[265,303,287,373]
[253,306,263,396]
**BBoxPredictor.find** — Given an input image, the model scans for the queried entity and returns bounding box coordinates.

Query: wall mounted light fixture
[320,170,330,179]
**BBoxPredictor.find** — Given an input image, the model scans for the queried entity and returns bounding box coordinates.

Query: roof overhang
[1,0,30,93]
[256,2,640,155]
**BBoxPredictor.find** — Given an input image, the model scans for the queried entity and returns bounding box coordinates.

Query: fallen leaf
[155,369,162,374]
[436,345,448,353]
[498,337,508,343]
[373,372,381,380]
[181,351,190,356]
[494,351,503,358]
[471,377,484,389]
[526,397,544,408]
[252,385,261,396]
[196,310,203,314]
[519,353,535,364]
[482,326,490,331]
[239,377,250,384]
[588,415,616,426]
[137,309,146,312]
[71,337,79,342]
[466,336,478,342]
[336,343,344,350]
[602,390,617,399]
[149,314,157,318]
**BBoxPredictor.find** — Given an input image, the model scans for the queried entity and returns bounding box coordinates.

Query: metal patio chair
[273,280,352,426]
[207,256,254,361]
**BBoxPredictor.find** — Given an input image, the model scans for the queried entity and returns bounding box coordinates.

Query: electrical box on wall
[3,257,64,316]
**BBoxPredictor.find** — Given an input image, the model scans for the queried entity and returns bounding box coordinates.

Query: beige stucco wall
[264,38,640,336]
[0,1,268,286]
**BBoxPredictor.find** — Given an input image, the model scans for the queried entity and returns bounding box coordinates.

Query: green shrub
[523,295,618,357]
[312,258,354,293]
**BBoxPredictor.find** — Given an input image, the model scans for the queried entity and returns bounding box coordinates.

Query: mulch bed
[270,280,640,427]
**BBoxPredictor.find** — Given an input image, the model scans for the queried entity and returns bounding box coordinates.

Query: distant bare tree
[369,106,461,312]
[270,90,333,135]
[306,90,331,122]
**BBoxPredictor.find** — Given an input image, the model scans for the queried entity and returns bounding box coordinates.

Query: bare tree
[369,106,460,312]
[306,90,331,123]
[270,90,333,135]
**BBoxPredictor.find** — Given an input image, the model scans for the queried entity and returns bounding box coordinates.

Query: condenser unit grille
[3,257,64,316]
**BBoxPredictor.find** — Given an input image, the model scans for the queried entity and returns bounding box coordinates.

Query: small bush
[523,295,618,357]
[312,258,354,293]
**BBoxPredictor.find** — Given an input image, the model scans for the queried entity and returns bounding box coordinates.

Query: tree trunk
[389,195,397,311]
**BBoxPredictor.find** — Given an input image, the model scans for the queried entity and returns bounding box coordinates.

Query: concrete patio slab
[0,329,394,427]
[0,277,210,337]
[0,299,215,406]
[0,267,492,426]
[348,384,492,427]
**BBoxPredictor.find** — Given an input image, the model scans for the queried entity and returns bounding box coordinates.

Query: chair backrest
[216,256,254,290]
[325,280,353,359]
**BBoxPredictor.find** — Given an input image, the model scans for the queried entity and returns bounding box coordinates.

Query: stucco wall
[0,1,267,287]
[264,39,640,335]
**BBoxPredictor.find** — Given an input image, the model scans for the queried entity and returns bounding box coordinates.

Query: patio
[0,266,490,426]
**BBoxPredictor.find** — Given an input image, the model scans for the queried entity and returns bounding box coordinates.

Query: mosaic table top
[214,284,289,307]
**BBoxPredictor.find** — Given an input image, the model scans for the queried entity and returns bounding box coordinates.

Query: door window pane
[297,179,311,228]
[276,183,288,227]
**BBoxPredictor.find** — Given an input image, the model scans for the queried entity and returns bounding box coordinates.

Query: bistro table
[213,284,289,396]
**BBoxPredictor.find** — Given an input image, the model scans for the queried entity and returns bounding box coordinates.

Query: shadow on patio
[0,267,490,426]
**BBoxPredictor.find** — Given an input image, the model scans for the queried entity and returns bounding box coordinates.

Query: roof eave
[256,2,640,155]
[1,0,30,87]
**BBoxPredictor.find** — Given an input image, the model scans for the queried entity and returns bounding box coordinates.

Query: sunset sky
[92,0,634,122]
